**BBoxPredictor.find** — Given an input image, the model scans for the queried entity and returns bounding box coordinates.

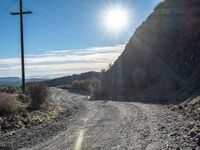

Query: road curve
[26,88,197,150]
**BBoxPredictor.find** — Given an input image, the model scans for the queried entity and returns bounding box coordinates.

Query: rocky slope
[98,0,200,102]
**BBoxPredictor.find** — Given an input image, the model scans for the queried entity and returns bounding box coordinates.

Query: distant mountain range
[0,77,46,88]
[0,71,102,88]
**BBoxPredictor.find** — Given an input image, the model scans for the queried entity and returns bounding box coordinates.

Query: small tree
[101,69,106,73]
[72,80,81,89]
[28,83,49,110]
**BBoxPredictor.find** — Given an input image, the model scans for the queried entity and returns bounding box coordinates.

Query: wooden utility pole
[10,0,32,94]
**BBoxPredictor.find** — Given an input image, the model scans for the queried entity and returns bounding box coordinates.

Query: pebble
[189,131,198,137]
[197,138,200,146]
[0,117,3,125]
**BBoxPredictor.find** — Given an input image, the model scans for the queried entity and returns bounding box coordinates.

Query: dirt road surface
[1,88,198,150]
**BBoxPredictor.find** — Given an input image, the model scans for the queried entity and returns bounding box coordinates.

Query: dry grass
[0,93,21,115]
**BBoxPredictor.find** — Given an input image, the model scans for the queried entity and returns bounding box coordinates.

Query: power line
[0,1,15,19]
[25,0,100,43]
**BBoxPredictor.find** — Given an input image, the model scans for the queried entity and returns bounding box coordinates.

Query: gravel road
[1,88,199,150]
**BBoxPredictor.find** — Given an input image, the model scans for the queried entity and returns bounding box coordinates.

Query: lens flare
[102,6,130,33]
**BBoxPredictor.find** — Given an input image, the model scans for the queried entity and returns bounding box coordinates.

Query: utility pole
[10,0,32,94]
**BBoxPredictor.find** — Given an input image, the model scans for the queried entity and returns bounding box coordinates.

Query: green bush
[71,80,82,89]
[0,93,20,115]
[58,84,72,89]
[71,78,99,91]
[27,83,49,110]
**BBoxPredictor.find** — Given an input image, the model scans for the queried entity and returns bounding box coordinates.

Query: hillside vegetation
[43,71,101,87]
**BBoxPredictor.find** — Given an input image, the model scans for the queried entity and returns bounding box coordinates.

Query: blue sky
[0,0,162,78]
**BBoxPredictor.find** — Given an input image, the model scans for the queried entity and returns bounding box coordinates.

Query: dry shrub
[17,94,30,103]
[27,83,49,110]
[1,86,22,94]
[0,93,20,115]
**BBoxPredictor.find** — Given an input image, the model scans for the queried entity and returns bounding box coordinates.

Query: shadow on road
[66,89,90,96]
[59,88,200,105]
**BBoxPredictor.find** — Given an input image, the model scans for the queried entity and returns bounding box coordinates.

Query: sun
[102,6,129,33]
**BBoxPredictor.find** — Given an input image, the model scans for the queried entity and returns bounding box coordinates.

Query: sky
[0,0,162,78]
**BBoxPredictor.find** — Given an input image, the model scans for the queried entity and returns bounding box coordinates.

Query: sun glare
[102,6,129,33]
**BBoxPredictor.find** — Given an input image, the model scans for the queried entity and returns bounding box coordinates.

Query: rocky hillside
[98,0,200,102]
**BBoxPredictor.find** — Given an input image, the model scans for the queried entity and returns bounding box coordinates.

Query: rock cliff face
[98,0,200,102]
